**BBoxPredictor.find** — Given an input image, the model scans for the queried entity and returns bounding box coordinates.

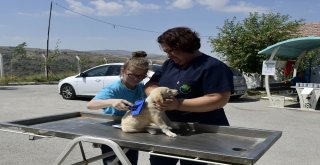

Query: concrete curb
[1,81,59,86]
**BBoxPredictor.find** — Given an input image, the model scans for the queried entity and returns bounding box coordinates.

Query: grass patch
[0,72,77,85]
[246,89,264,96]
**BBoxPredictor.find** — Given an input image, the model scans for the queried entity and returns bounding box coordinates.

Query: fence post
[41,54,47,78]
[76,56,81,73]
[0,53,3,78]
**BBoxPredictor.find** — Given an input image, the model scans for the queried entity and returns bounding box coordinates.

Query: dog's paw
[164,130,177,137]
[146,128,157,135]
[170,122,180,130]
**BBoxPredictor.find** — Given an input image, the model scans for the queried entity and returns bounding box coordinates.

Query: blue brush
[130,99,145,116]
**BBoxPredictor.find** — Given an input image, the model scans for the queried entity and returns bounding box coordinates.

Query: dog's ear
[153,92,164,103]
[171,89,178,96]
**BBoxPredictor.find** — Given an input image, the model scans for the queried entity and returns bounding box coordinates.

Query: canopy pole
[265,46,280,105]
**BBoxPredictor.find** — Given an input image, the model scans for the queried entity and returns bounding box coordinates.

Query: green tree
[43,39,61,80]
[79,56,90,71]
[10,42,28,79]
[299,49,320,76]
[13,42,27,59]
[210,12,304,74]
[49,40,61,63]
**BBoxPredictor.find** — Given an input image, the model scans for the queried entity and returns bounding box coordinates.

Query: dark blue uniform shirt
[149,53,234,126]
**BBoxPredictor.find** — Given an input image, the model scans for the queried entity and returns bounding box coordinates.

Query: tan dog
[121,87,179,137]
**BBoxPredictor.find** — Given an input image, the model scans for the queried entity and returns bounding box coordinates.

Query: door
[76,65,109,96]
[102,65,122,87]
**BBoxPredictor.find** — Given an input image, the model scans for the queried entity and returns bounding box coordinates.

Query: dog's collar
[130,99,145,116]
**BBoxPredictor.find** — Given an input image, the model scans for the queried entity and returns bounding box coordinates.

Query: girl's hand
[112,99,133,111]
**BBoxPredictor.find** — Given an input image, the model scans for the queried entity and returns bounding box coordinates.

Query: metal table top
[0,112,281,165]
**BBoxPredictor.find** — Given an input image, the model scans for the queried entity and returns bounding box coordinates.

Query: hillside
[0,46,166,78]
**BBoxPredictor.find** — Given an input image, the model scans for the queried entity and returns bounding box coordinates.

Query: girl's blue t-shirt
[93,80,146,116]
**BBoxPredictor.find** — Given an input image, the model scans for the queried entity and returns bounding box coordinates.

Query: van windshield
[151,64,162,72]
[231,68,242,76]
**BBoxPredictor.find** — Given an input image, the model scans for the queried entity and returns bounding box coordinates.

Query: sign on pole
[262,60,276,75]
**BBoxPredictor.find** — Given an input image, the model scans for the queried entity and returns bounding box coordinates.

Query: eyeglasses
[163,49,176,55]
[127,73,147,80]
[160,45,176,55]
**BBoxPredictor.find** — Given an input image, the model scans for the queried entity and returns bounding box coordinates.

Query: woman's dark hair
[157,27,201,53]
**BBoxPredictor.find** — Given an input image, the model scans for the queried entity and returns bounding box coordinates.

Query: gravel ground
[0,85,319,165]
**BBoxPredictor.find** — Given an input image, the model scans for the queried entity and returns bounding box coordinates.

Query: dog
[121,87,179,137]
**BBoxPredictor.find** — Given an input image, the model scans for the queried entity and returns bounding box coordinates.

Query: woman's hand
[153,98,181,111]
[112,99,133,111]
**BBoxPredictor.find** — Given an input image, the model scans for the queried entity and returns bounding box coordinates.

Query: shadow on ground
[74,97,93,101]
[229,96,260,103]
[0,87,18,90]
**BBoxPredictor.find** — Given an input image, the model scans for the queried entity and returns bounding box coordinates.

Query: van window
[231,68,242,76]
[151,64,162,72]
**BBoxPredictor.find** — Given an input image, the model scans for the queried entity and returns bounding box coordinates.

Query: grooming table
[0,112,281,165]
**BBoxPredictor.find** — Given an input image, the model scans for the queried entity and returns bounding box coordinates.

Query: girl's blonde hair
[122,51,149,71]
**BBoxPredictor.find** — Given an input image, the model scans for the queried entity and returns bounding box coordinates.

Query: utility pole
[46,1,52,80]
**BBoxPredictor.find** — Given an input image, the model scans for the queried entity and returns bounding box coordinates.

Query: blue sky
[1,0,320,56]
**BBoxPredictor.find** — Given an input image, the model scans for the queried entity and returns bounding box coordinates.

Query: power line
[54,2,161,34]
[53,1,212,38]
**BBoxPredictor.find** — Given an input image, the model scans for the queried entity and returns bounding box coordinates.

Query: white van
[231,68,247,98]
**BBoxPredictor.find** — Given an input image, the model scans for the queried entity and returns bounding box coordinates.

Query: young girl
[87,51,149,165]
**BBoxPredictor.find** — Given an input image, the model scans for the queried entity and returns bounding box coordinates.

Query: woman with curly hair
[145,27,234,165]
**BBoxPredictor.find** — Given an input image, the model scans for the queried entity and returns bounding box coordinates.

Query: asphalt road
[0,85,319,165]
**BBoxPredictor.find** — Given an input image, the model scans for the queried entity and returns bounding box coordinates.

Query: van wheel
[60,84,76,100]
[231,95,242,99]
